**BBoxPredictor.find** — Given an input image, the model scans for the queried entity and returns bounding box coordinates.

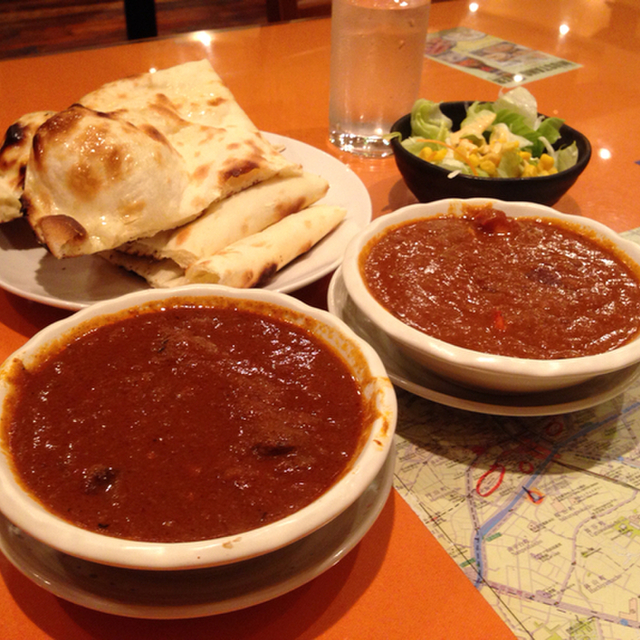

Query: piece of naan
[101,250,187,289]
[0,110,56,223]
[122,170,330,268]
[103,204,346,290]
[185,204,347,288]
[23,105,190,258]
[79,59,257,133]
[22,60,299,258]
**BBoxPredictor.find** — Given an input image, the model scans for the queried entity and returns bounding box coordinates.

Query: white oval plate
[0,133,372,310]
[0,449,394,619]
[328,267,640,417]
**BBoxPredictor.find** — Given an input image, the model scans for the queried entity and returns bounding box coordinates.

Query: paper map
[393,229,640,639]
[425,27,580,87]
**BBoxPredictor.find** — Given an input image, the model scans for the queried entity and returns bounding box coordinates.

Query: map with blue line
[393,227,640,640]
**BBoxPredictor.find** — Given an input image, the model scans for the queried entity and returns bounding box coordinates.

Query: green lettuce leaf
[535,116,564,145]
[555,142,579,171]
[410,99,452,141]
[404,87,578,175]
[492,86,539,128]
[496,149,523,178]
[400,136,440,156]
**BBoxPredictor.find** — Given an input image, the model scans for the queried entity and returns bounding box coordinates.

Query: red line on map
[476,464,505,497]
[519,460,535,474]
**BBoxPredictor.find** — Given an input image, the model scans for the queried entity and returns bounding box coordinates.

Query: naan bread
[79,59,257,133]
[1,60,348,294]
[122,170,330,268]
[0,111,56,223]
[101,250,187,289]
[78,59,301,225]
[23,105,190,258]
[22,61,300,258]
[185,204,347,288]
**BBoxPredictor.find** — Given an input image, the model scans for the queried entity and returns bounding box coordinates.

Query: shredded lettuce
[493,86,538,128]
[488,123,531,150]
[401,87,578,178]
[401,136,439,157]
[555,142,579,171]
[496,148,522,178]
[409,99,452,141]
[451,110,495,145]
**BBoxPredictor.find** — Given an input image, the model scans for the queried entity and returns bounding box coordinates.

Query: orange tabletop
[0,1,638,638]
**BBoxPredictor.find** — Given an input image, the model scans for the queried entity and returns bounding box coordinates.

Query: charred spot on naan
[151,93,180,112]
[1,111,56,164]
[0,122,31,190]
[174,225,192,247]
[32,106,90,155]
[276,196,308,221]
[220,157,261,185]
[207,96,227,108]
[146,95,192,134]
[31,106,108,166]
[138,123,173,148]
[192,163,211,184]
[1,122,28,149]
[30,214,88,257]
[0,122,31,163]
[65,161,104,201]
[254,263,279,288]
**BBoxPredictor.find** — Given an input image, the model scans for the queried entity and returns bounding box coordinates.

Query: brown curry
[361,205,640,359]
[2,300,366,543]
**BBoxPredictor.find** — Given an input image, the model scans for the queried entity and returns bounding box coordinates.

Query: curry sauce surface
[4,304,365,542]
[361,206,640,359]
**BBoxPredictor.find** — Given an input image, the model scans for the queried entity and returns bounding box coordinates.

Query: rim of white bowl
[0,284,397,570]
[342,198,640,382]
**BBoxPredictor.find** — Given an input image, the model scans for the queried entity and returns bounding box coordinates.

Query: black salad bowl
[389,101,592,207]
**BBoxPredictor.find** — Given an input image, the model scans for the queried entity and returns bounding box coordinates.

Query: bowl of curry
[0,285,396,570]
[342,198,640,394]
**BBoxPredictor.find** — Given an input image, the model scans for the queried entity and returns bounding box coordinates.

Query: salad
[399,87,579,179]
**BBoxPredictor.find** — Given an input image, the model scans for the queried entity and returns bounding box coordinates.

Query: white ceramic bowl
[342,198,640,394]
[0,285,396,570]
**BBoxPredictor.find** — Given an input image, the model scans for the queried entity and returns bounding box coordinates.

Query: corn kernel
[419,147,434,161]
[539,153,555,170]
[457,139,477,155]
[479,160,497,176]
[519,151,532,161]
[467,153,480,168]
[433,148,448,162]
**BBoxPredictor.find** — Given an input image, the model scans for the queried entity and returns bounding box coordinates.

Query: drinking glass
[329,0,431,158]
